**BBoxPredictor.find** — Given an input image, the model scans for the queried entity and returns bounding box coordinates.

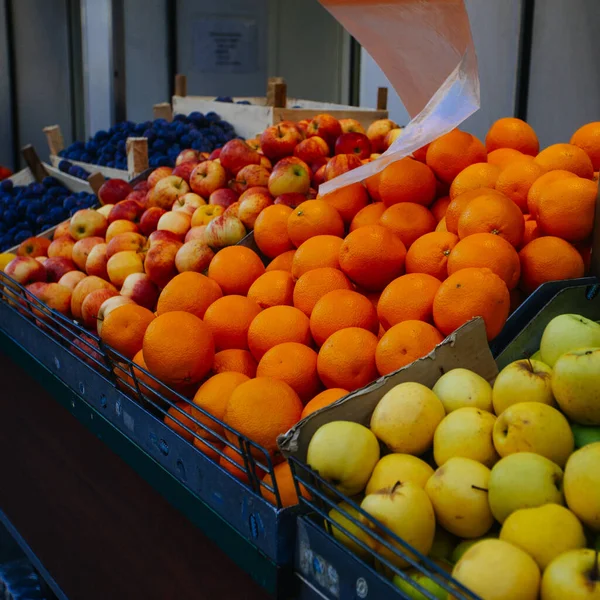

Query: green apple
[360,481,436,569]
[571,423,600,448]
[493,401,574,467]
[429,527,457,561]
[452,539,541,600]
[425,457,494,538]
[450,534,497,564]
[541,549,600,599]
[552,348,600,425]
[328,502,371,560]
[307,421,380,496]
[492,359,554,415]
[530,350,545,363]
[564,442,600,531]
[500,504,586,570]
[432,368,493,413]
[539,313,600,367]
[488,452,564,523]
[392,559,453,600]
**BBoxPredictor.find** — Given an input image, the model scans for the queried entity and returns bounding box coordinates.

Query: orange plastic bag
[318,0,480,195]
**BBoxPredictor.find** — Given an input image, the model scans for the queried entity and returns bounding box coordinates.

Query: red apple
[148,230,181,246]
[335,132,372,159]
[133,180,149,193]
[17,236,51,259]
[312,165,327,188]
[106,232,148,259]
[175,240,215,273]
[367,118,399,153]
[325,154,363,181]
[223,202,240,218]
[189,160,227,198]
[307,114,342,149]
[172,160,199,183]
[139,207,166,236]
[147,166,173,188]
[172,193,205,215]
[4,256,47,285]
[120,273,159,310]
[98,178,133,206]
[106,219,140,242]
[81,288,119,329]
[294,136,329,165]
[310,156,329,173]
[44,256,77,282]
[229,164,271,194]
[144,241,182,288]
[85,243,109,279]
[296,119,311,135]
[259,123,302,161]
[209,188,239,209]
[108,199,145,224]
[185,226,207,243]
[69,209,108,240]
[58,270,87,291]
[70,276,117,320]
[176,149,201,166]
[268,162,311,196]
[146,176,190,210]
[157,211,191,239]
[209,148,221,160]
[204,215,247,250]
[72,236,104,270]
[53,221,72,240]
[339,118,366,134]
[238,193,273,229]
[26,282,72,318]
[260,155,273,170]
[125,190,148,208]
[219,139,261,175]
[274,193,307,209]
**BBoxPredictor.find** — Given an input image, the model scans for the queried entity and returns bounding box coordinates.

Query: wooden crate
[168,75,389,139]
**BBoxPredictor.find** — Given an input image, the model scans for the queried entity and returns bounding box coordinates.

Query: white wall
[359,0,523,141]
[0,1,13,168]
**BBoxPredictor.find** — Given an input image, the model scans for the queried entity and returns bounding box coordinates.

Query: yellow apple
[360,481,436,568]
[432,368,493,413]
[530,350,545,362]
[306,421,380,496]
[328,501,371,560]
[500,504,586,570]
[425,457,494,538]
[492,359,554,415]
[540,313,600,367]
[452,539,541,600]
[0,252,16,271]
[493,402,574,467]
[433,407,499,467]
[365,454,434,494]
[564,442,600,531]
[392,559,453,600]
[541,549,600,599]
[552,348,600,425]
[370,382,445,455]
[451,534,497,564]
[488,452,565,523]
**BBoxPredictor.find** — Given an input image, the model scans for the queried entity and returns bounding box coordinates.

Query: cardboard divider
[43,125,65,155]
[279,318,497,462]
[126,137,149,178]
[21,145,49,183]
[87,172,105,195]
[175,73,187,97]
[153,102,173,122]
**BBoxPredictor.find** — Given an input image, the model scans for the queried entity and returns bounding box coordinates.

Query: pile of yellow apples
[306,313,600,600]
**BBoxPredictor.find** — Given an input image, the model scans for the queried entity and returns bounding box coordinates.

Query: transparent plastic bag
[318,0,480,195]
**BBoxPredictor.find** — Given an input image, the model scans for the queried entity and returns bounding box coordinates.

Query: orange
[519,236,585,294]
[223,377,303,453]
[254,205,294,258]
[266,249,296,272]
[574,239,592,274]
[291,235,343,279]
[379,157,437,207]
[247,305,311,360]
[219,445,262,484]
[570,122,600,170]
[457,192,525,248]
[257,342,321,402]
[164,402,196,443]
[375,320,444,376]
[520,219,541,249]
[349,203,386,232]
[494,161,546,213]
[339,225,406,291]
[286,200,344,247]
[143,311,215,386]
[405,231,459,281]
[309,289,379,346]
[377,274,442,329]
[430,196,451,222]
[191,372,250,439]
[447,232,521,290]
[207,246,265,295]
[526,170,578,219]
[365,172,381,202]
[485,117,539,155]
[317,327,378,391]
[449,163,501,200]
[101,304,155,359]
[157,272,223,320]
[487,148,527,169]
[413,143,430,163]
[194,437,223,462]
[426,130,487,184]
[433,267,510,340]
[212,349,257,378]
[535,178,597,242]
[247,270,294,309]
[445,188,503,234]
[301,388,348,419]
[203,295,261,351]
[534,143,594,179]
[435,218,448,232]
[435,177,450,199]
[262,461,309,508]
[292,267,352,316]
[319,182,369,224]
[379,203,436,248]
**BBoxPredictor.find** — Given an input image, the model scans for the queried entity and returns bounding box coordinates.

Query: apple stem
[392,481,402,493]
[526,357,534,372]
[471,485,488,492]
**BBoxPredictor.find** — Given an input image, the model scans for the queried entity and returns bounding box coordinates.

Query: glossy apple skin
[306,114,343,149]
[72,236,104,270]
[107,199,145,224]
[238,193,273,229]
[144,241,182,288]
[85,243,109,280]
[146,176,190,211]
[105,219,140,242]
[334,132,372,160]
[4,256,47,285]
[339,118,366,134]
[367,119,398,153]
[229,165,271,194]
[219,139,261,175]
[176,149,201,166]
[147,166,173,188]
[204,215,247,250]
[189,160,227,198]
[209,188,239,209]
[325,154,363,181]
[44,256,78,282]
[175,240,215,274]
[268,162,311,196]
[172,160,200,183]
[294,136,329,164]
[120,273,160,310]
[106,232,147,259]
[69,210,108,241]
[139,207,167,236]
[98,179,133,206]
[17,236,51,259]
[259,123,303,161]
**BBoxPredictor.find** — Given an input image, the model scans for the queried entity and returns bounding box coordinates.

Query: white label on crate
[193,17,258,74]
